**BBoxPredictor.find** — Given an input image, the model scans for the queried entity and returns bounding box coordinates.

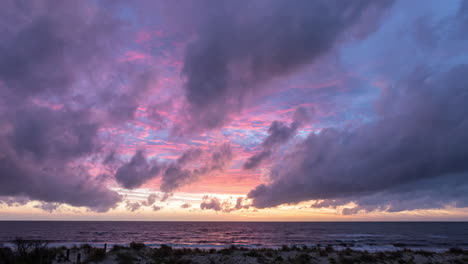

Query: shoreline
[1,241,468,264]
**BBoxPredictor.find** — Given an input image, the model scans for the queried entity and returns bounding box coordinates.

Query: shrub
[397,259,416,264]
[275,255,284,262]
[291,245,301,251]
[341,247,352,256]
[292,253,312,264]
[243,251,262,258]
[116,252,137,264]
[12,238,56,264]
[165,258,193,264]
[152,244,174,259]
[219,246,235,255]
[13,238,48,257]
[112,245,128,251]
[80,243,93,252]
[358,251,378,262]
[0,247,14,263]
[414,250,433,257]
[129,242,146,251]
[86,248,106,262]
[449,248,464,254]
[338,256,354,264]
[318,249,328,257]
[389,251,403,259]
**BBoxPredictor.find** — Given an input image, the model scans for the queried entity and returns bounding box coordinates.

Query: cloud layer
[249,65,468,212]
[176,0,393,134]
[244,107,309,169]
[0,0,135,211]
[2,0,467,218]
[115,143,233,193]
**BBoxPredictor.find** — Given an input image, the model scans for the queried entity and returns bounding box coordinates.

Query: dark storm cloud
[104,70,158,123]
[175,148,204,166]
[0,0,152,212]
[114,143,232,193]
[248,65,468,212]
[0,0,129,101]
[310,173,468,214]
[244,107,309,169]
[0,155,121,212]
[160,143,232,193]
[115,151,162,189]
[9,106,99,162]
[176,0,394,134]
[243,151,272,171]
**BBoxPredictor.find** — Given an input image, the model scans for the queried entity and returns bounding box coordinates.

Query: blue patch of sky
[146,129,170,144]
[221,129,266,150]
[340,0,462,82]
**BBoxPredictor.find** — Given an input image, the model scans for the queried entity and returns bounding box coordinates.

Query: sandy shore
[1,242,468,264]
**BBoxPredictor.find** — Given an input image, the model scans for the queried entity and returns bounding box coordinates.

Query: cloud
[175,0,393,134]
[243,151,272,171]
[0,155,122,212]
[180,203,192,209]
[34,202,61,213]
[312,173,468,214]
[144,193,159,206]
[114,143,233,193]
[234,197,250,211]
[152,205,162,211]
[0,196,30,207]
[244,107,309,169]
[9,106,100,162]
[160,143,233,193]
[200,196,222,211]
[105,70,158,123]
[248,65,468,212]
[199,196,250,213]
[125,201,142,212]
[0,0,153,212]
[115,151,162,189]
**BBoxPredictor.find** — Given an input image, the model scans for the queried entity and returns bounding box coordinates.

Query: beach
[1,242,468,264]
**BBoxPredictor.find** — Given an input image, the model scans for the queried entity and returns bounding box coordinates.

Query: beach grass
[1,239,468,264]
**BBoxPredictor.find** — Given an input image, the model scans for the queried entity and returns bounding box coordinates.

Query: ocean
[0,221,467,252]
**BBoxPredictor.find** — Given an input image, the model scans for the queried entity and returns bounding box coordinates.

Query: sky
[1,0,468,221]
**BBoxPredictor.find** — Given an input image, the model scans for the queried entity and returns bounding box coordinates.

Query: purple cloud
[248,65,468,212]
[115,150,162,189]
[0,0,151,212]
[175,0,393,134]
[244,107,309,169]
[114,143,233,193]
